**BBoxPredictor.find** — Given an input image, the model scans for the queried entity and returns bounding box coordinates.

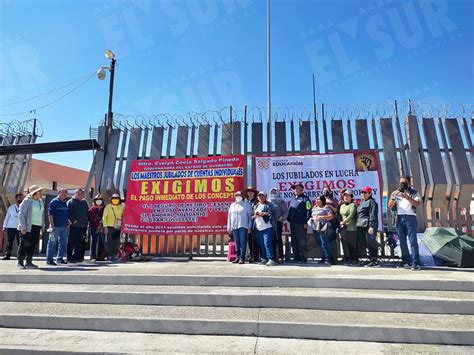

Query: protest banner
[255,152,383,231]
[122,155,245,234]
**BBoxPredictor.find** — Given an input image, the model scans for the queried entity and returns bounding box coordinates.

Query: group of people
[2,185,125,269]
[227,175,422,270]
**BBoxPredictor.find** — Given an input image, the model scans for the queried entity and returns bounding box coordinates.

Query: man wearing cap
[356,186,379,267]
[67,189,89,263]
[17,185,44,269]
[103,193,124,260]
[2,193,24,260]
[388,175,422,270]
[267,187,288,261]
[47,188,70,265]
[288,183,312,263]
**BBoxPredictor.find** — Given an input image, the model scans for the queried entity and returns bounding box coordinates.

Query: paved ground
[0,328,473,354]
[1,256,473,281]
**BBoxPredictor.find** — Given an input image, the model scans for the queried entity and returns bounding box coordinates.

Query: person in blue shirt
[47,188,70,265]
[288,184,312,263]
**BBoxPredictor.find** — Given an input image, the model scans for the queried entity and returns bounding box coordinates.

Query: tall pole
[106,58,116,132]
[312,74,317,120]
[267,0,271,152]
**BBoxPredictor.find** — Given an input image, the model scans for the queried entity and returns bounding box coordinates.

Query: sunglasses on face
[361,192,369,194]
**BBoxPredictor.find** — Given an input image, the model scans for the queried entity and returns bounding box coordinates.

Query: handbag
[356,217,369,228]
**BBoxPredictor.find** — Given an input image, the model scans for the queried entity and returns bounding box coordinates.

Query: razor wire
[0,119,43,137]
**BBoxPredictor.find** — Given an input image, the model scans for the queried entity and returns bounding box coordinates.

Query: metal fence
[88,101,473,257]
[0,119,42,227]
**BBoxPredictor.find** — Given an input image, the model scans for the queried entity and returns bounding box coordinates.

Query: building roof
[29,159,93,188]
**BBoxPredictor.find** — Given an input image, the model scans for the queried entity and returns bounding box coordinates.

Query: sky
[0,0,473,171]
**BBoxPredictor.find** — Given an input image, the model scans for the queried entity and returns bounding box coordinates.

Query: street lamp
[97,49,116,131]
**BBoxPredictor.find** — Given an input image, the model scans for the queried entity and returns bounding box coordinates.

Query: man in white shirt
[388,176,421,270]
[2,194,24,260]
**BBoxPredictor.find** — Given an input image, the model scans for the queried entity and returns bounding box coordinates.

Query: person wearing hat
[252,191,276,266]
[243,186,259,262]
[356,186,379,267]
[103,193,124,261]
[288,183,312,263]
[67,189,89,263]
[2,193,24,260]
[339,190,358,264]
[17,185,45,269]
[88,194,106,261]
[47,188,70,265]
[267,187,289,261]
[227,191,253,264]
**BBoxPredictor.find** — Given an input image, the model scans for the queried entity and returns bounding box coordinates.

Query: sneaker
[265,259,276,267]
[258,259,268,265]
[411,264,421,271]
[365,261,380,268]
[3,255,11,260]
[324,261,332,267]
[397,262,411,269]
[16,264,26,270]
[57,259,67,265]
[25,263,39,269]
[232,259,240,264]
[238,260,245,264]
[359,260,371,266]
[46,261,57,266]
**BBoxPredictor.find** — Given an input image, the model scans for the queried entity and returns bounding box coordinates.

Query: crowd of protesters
[227,175,422,270]
[2,185,125,269]
[2,175,421,271]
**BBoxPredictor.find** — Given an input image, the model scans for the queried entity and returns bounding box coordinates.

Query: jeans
[90,228,105,259]
[290,223,307,261]
[397,214,419,265]
[316,227,333,263]
[68,226,86,262]
[4,228,20,257]
[255,227,274,261]
[17,225,41,265]
[47,225,68,262]
[248,230,260,261]
[232,227,248,261]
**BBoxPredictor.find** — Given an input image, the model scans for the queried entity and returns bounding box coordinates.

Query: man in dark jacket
[288,184,312,263]
[67,189,89,262]
[356,186,379,267]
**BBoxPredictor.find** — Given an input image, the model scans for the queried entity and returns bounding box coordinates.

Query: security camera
[97,68,106,80]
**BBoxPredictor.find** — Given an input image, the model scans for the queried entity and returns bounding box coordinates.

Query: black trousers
[17,225,41,265]
[68,226,87,262]
[340,228,358,261]
[290,223,307,261]
[273,221,284,259]
[5,228,20,256]
[357,226,378,261]
[248,230,260,261]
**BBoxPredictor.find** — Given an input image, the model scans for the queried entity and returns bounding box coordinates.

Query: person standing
[2,193,24,260]
[288,183,312,263]
[227,191,253,264]
[267,187,289,261]
[311,195,335,266]
[17,186,44,269]
[252,191,276,266]
[88,194,105,261]
[339,190,358,264]
[243,186,259,263]
[388,176,422,270]
[67,189,89,263]
[103,193,124,261]
[356,186,379,267]
[47,188,70,265]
